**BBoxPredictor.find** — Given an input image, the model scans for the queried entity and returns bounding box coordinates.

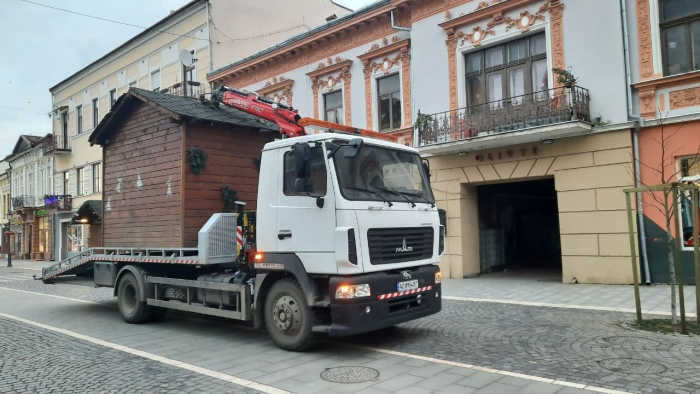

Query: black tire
[117,273,152,323]
[264,278,316,351]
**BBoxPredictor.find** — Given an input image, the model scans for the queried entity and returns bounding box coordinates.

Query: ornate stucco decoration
[636,0,654,80]
[455,25,495,47]
[505,6,548,33]
[307,59,353,125]
[669,87,700,110]
[358,38,412,130]
[256,76,294,106]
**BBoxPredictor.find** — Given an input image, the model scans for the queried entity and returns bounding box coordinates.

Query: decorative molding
[476,1,489,11]
[455,25,495,47]
[669,87,700,109]
[307,59,353,78]
[256,77,294,106]
[359,39,411,130]
[549,0,565,87]
[439,0,539,30]
[636,0,654,80]
[412,0,476,24]
[446,29,459,111]
[400,46,411,127]
[639,88,656,118]
[633,70,700,90]
[343,67,352,126]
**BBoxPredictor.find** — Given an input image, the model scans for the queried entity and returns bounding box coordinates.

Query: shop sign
[475,147,538,162]
[36,210,48,217]
[10,219,22,225]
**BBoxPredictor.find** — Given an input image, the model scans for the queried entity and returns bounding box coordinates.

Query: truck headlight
[435,271,442,284]
[335,284,371,299]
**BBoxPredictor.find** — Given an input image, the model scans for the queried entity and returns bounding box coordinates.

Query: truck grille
[367,227,434,264]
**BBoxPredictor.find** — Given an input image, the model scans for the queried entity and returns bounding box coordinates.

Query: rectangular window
[151,70,161,92]
[92,98,99,128]
[377,74,401,131]
[282,147,327,196]
[92,163,101,193]
[109,89,116,108]
[660,0,700,75]
[76,105,82,134]
[76,168,84,196]
[61,111,68,144]
[679,156,700,249]
[464,33,548,107]
[323,90,344,124]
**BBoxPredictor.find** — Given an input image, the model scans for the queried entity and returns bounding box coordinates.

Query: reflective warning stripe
[377,285,433,300]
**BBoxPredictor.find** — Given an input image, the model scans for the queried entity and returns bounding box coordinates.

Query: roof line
[50,0,204,92]
[207,0,391,78]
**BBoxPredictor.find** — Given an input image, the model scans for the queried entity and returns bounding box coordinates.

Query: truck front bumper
[327,265,441,337]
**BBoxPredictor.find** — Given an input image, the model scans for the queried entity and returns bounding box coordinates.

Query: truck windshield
[333,144,435,204]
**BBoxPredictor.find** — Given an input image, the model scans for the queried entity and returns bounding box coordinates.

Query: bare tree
[631,110,700,325]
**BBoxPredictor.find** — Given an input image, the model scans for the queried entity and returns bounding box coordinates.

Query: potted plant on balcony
[552,67,577,88]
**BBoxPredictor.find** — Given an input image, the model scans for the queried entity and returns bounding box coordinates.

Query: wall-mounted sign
[10,225,22,234]
[36,210,48,217]
[475,147,538,162]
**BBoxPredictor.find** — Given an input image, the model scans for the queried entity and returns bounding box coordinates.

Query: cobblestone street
[0,267,699,393]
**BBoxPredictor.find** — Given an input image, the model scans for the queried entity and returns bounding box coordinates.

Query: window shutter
[68,170,77,197]
[54,172,63,195]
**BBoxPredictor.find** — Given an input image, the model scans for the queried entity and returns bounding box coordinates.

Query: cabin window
[283,147,327,197]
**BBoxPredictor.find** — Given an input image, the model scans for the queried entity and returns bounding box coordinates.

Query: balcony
[44,195,72,211]
[43,134,71,155]
[12,195,37,210]
[416,86,592,153]
[160,81,204,98]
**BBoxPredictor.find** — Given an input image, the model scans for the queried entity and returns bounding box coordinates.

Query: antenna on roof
[178,49,195,67]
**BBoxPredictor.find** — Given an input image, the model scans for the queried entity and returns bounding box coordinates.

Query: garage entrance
[477,178,562,275]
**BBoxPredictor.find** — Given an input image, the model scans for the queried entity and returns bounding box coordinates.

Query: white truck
[41,87,444,351]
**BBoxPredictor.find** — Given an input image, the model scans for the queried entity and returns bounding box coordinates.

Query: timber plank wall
[183,123,272,247]
[103,102,183,247]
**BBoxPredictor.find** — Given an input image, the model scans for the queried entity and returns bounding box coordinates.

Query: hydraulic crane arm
[211,86,398,142]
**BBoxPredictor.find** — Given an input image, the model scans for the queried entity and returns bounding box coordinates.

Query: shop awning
[72,200,102,225]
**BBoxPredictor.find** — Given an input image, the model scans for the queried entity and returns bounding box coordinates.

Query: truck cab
[254,133,443,345]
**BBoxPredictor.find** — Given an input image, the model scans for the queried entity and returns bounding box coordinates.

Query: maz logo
[395,238,413,253]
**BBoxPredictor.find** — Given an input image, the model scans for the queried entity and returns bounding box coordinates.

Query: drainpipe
[206,0,214,91]
[391,10,411,32]
[621,0,651,283]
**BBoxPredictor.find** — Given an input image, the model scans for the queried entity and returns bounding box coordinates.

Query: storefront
[425,129,637,284]
[53,200,102,262]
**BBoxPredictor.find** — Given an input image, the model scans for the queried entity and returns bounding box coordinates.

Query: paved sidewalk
[443,270,698,315]
[1,258,55,271]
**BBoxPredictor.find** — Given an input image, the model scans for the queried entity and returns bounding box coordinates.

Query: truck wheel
[117,273,152,323]
[264,278,316,351]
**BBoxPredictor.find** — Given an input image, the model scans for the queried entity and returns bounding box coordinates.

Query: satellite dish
[179,49,194,67]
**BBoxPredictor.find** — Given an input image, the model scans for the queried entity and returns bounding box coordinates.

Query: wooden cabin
[89,88,279,248]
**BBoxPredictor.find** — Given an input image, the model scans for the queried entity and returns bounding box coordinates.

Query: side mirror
[343,138,363,158]
[293,143,311,178]
[422,160,430,178]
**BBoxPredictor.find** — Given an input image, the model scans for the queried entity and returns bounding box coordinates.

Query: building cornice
[632,70,700,91]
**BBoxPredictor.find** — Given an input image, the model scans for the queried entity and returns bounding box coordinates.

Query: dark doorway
[477,178,562,274]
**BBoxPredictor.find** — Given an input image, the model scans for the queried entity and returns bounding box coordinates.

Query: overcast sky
[0,0,373,157]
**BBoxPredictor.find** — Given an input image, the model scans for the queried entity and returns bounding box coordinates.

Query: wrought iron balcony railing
[416,85,591,147]
[43,134,71,155]
[159,81,204,98]
[44,195,72,211]
[12,195,36,210]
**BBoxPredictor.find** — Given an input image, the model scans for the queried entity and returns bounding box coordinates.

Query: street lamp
[4,213,15,267]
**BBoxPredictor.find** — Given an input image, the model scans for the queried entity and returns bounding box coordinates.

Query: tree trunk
[665,202,678,325]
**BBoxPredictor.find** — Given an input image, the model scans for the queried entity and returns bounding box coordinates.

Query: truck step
[312,324,331,333]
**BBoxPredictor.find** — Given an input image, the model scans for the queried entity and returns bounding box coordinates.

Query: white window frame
[76,105,83,135]
[92,162,101,193]
[375,72,402,132]
[151,69,161,92]
[92,98,99,130]
[109,89,117,108]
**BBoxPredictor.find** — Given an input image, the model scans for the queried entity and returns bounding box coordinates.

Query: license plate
[397,279,419,292]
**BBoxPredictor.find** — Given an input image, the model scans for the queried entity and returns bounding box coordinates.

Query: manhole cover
[598,358,667,374]
[321,366,380,383]
[603,336,661,349]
